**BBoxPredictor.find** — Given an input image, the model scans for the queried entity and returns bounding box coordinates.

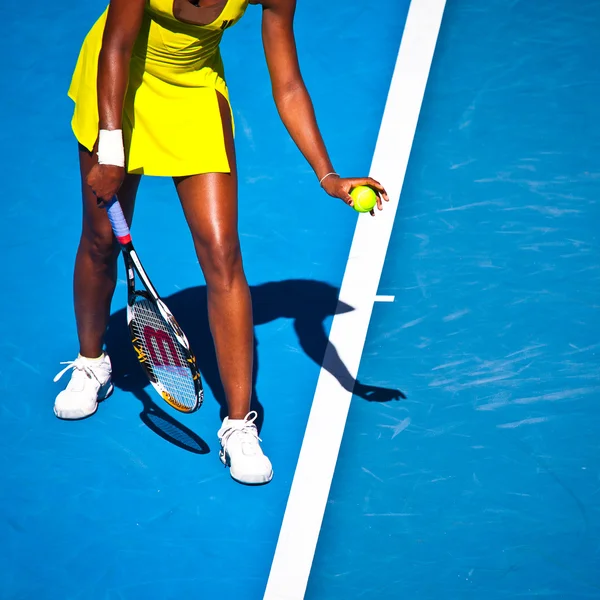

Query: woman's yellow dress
[68,0,248,176]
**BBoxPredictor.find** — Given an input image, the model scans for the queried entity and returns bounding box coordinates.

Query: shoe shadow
[105,279,406,452]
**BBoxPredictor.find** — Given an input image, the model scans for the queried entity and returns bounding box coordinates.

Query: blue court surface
[2,0,599,598]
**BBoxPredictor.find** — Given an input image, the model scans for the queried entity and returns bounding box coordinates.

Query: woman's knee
[79,221,119,267]
[200,237,244,291]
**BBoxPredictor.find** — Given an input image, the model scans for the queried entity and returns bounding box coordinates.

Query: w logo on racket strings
[143,326,182,367]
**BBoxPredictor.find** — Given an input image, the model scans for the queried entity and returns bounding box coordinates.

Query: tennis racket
[106,197,203,413]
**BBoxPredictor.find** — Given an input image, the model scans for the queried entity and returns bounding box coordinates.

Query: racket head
[127,291,204,413]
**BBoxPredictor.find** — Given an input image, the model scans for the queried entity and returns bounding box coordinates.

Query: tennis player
[54,0,388,485]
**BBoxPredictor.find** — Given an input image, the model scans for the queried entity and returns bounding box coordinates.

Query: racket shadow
[105,279,405,451]
[138,387,210,454]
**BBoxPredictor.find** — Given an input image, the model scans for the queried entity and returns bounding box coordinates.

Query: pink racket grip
[106,197,132,245]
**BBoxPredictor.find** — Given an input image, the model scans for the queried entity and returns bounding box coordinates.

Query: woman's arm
[87,0,146,203]
[257,0,388,212]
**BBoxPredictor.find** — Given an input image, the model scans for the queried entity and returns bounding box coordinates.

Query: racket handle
[106,197,132,245]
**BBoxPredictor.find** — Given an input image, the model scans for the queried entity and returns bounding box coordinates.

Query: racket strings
[130,297,198,411]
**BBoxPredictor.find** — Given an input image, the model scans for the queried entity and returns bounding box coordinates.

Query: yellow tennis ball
[350,185,378,213]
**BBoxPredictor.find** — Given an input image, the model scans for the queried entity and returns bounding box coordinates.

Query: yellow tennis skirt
[68,9,233,177]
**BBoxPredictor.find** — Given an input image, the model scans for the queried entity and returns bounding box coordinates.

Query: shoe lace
[53,357,102,385]
[221,411,262,454]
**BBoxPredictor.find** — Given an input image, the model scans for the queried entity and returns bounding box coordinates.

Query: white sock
[78,353,105,363]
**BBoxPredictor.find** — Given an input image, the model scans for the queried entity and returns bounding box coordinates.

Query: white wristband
[97,129,125,168]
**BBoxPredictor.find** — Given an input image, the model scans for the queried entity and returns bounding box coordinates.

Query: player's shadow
[105,279,406,453]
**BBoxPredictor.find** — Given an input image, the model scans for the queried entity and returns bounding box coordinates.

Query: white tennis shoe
[218,411,273,485]
[54,354,113,419]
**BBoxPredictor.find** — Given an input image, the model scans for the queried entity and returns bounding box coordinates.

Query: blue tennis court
[2,0,599,598]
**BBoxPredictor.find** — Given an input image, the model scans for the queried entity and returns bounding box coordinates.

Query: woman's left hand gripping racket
[106,197,204,413]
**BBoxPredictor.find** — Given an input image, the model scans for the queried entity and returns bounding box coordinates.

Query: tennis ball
[350,185,378,213]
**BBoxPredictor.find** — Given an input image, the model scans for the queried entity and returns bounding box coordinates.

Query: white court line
[263,1,447,598]
[375,295,396,302]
